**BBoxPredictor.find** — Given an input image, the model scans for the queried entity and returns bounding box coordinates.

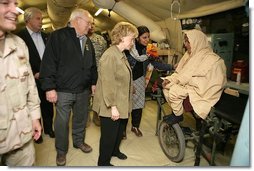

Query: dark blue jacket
[39,27,97,93]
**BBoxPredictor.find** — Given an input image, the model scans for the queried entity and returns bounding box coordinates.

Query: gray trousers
[55,89,90,154]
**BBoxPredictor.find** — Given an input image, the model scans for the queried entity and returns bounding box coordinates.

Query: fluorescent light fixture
[16,7,24,14]
[94,8,103,16]
[42,23,52,29]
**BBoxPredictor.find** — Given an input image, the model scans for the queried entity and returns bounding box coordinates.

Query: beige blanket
[164,29,227,119]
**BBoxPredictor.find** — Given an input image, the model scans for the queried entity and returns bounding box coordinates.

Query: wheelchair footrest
[181,126,193,136]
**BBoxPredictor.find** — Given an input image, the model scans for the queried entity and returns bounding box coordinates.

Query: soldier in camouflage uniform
[87,18,107,127]
[0,0,42,166]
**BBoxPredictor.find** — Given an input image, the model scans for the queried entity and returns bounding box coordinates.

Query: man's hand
[34,72,40,79]
[32,119,42,141]
[46,90,57,103]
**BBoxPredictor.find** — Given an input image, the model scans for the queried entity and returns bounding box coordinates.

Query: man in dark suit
[17,7,54,143]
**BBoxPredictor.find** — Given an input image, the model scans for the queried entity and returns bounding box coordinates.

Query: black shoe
[98,163,114,166]
[113,152,127,160]
[131,127,143,137]
[45,130,55,138]
[163,114,183,125]
[34,136,43,144]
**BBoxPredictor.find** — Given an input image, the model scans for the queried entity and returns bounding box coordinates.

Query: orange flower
[146,44,159,58]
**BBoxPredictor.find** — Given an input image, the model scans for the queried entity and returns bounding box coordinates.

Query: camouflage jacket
[0,33,41,154]
[89,33,107,67]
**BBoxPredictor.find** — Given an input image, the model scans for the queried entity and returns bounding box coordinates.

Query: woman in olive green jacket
[92,22,138,166]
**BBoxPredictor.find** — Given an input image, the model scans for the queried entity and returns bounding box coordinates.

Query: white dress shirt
[27,27,45,59]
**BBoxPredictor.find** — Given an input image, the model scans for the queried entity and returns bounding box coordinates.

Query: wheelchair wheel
[158,121,185,162]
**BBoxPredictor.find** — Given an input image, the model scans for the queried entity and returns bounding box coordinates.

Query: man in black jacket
[17,7,54,144]
[39,8,97,166]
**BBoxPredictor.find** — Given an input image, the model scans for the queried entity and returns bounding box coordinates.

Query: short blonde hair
[110,22,138,45]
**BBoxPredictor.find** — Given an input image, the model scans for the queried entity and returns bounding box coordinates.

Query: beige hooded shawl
[164,29,227,119]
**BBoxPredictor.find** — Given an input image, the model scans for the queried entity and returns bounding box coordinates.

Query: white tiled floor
[34,99,233,167]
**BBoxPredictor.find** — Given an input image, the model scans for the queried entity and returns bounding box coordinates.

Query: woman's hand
[111,106,120,121]
[91,85,96,96]
[162,79,170,88]
[133,86,136,94]
[173,63,178,70]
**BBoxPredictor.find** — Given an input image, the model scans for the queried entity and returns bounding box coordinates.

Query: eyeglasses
[78,17,92,26]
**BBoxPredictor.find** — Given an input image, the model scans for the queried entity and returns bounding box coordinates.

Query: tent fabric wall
[47,0,90,30]
[158,18,183,57]
[178,0,245,19]
[92,0,166,42]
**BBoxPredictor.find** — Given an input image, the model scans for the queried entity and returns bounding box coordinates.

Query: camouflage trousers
[0,139,35,166]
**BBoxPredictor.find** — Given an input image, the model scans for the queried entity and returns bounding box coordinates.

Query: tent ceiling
[16,0,245,33]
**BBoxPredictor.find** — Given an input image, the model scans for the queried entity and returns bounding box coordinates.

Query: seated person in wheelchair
[162,29,227,125]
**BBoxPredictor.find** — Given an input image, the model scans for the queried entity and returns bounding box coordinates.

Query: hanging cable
[108,1,117,17]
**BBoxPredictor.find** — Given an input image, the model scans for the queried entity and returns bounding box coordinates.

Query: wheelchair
[151,86,248,166]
